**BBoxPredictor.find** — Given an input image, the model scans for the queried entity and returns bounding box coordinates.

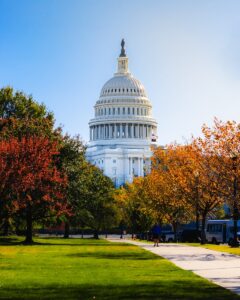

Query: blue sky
[0,0,240,145]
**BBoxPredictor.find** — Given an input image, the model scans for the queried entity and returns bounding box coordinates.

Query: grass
[0,237,239,300]
[184,242,240,256]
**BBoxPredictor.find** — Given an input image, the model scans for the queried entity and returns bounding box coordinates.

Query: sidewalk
[108,238,240,295]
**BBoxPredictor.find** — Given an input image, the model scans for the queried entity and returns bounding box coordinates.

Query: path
[108,238,240,295]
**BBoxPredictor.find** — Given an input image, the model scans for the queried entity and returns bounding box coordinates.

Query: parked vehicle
[179,229,201,243]
[206,219,240,245]
[161,231,175,242]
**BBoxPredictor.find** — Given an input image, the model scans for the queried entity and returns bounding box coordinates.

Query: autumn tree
[147,146,193,239]
[0,136,68,243]
[195,119,240,246]
[0,87,60,235]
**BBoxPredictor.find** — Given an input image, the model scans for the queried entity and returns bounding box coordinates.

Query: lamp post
[231,155,239,247]
[194,170,200,232]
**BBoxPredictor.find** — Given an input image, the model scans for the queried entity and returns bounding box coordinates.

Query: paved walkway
[108,238,240,295]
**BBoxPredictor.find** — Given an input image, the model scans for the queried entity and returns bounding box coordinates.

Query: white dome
[100,73,147,98]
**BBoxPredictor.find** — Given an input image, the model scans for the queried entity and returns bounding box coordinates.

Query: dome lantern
[117,39,129,75]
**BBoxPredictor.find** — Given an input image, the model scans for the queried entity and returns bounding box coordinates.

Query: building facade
[86,40,157,187]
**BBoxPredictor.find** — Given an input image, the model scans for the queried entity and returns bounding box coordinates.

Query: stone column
[114,124,117,138]
[124,157,129,181]
[148,125,151,139]
[120,123,123,138]
[137,157,141,176]
[131,124,134,138]
[109,124,112,139]
[137,124,140,138]
[129,157,132,175]
[140,158,144,176]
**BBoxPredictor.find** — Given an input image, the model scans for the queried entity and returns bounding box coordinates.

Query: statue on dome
[120,39,126,57]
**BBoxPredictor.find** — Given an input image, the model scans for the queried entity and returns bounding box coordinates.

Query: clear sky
[0,0,240,145]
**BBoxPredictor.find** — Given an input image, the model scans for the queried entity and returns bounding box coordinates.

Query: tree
[80,165,117,239]
[0,136,68,243]
[147,146,193,239]
[115,177,154,239]
[0,87,60,235]
[57,134,87,238]
[196,119,240,246]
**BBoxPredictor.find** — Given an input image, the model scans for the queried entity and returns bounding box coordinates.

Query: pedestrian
[151,223,161,247]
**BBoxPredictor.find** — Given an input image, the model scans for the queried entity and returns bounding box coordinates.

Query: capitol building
[86,40,157,187]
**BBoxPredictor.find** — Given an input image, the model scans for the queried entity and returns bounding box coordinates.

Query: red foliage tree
[0,136,68,243]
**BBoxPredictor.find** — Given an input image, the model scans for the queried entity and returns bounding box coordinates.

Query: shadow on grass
[0,237,23,245]
[0,282,239,300]
[0,236,133,248]
[67,251,162,260]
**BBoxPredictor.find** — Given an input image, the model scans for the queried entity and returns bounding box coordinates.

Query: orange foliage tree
[0,136,68,243]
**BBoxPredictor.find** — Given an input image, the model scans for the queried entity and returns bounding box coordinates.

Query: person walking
[152,223,161,247]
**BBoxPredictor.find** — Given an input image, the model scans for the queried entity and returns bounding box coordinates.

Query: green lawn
[0,237,239,300]
[184,243,240,256]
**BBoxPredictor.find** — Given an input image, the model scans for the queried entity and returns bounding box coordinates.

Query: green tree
[80,165,117,239]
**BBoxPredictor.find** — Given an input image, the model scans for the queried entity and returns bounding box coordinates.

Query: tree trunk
[232,173,239,247]
[201,213,207,244]
[2,217,10,236]
[25,204,33,244]
[94,229,99,239]
[64,221,70,238]
[172,221,178,242]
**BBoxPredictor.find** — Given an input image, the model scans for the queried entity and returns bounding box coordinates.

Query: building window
[109,108,111,114]
[113,108,115,115]
[123,107,125,114]
[137,108,139,115]
[128,107,130,114]
[113,159,116,163]
[118,107,120,115]
[132,108,135,115]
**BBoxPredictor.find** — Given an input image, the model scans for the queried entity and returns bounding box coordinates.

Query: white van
[206,219,240,244]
